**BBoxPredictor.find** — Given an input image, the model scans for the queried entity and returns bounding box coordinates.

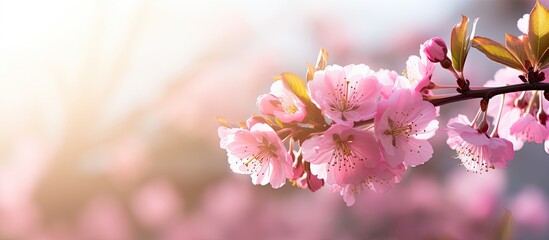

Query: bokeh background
[1,0,549,239]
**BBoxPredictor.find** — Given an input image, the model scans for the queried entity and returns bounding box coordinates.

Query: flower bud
[423,37,448,63]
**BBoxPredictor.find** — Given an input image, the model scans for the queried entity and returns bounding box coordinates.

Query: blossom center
[327,134,364,172]
[329,80,362,115]
[244,137,278,167]
[383,118,413,146]
[333,134,354,156]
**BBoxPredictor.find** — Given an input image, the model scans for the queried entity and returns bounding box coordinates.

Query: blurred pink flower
[220,123,292,188]
[302,124,380,186]
[446,170,506,220]
[256,80,306,123]
[446,114,514,172]
[510,187,549,232]
[132,179,182,229]
[308,64,380,125]
[375,89,438,167]
[107,137,149,186]
[77,196,132,240]
[0,136,52,239]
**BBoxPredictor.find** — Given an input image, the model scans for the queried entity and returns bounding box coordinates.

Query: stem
[524,91,538,116]
[538,91,544,113]
[429,82,549,106]
[431,84,489,90]
[491,94,505,138]
[471,108,482,128]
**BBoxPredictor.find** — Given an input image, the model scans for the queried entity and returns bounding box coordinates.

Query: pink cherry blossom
[375,89,439,167]
[219,123,292,188]
[301,124,381,185]
[308,64,381,125]
[446,115,515,172]
[484,68,524,115]
[376,69,413,99]
[517,14,529,35]
[484,68,542,150]
[498,109,525,150]
[256,80,306,123]
[510,114,548,143]
[334,161,405,206]
[404,43,435,92]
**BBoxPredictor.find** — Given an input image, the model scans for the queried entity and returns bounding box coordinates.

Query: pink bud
[423,37,447,63]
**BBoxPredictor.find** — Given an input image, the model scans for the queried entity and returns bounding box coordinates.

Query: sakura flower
[446,115,515,173]
[484,68,524,115]
[510,114,548,144]
[257,80,306,123]
[376,69,412,99]
[301,124,381,185]
[404,43,435,92]
[484,68,544,149]
[517,14,529,35]
[498,109,525,150]
[375,89,439,167]
[219,123,292,188]
[308,64,381,125]
[333,161,405,206]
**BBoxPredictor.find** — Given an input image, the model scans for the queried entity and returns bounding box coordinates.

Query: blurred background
[0,0,548,239]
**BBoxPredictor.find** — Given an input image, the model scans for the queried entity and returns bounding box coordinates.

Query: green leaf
[529,0,549,65]
[539,45,549,69]
[281,72,310,102]
[451,15,469,72]
[493,209,513,240]
[472,36,524,70]
[505,34,532,71]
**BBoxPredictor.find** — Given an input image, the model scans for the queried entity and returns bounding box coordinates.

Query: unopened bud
[423,37,448,63]
[480,98,489,112]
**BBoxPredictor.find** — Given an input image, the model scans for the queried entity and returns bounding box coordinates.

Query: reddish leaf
[505,34,533,71]
[473,36,524,70]
[529,0,549,64]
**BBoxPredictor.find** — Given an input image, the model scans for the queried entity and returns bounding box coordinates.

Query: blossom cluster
[218,2,549,206]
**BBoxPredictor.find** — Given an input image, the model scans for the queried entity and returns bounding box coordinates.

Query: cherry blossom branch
[429,82,549,106]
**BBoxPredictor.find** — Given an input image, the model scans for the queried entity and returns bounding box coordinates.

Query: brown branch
[429,82,549,106]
